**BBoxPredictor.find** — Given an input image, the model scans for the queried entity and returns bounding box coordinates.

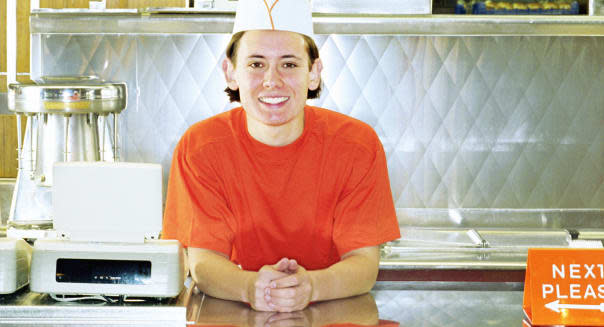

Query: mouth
[259,96,289,105]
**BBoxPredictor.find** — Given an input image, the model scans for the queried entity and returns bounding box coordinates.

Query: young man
[162,0,400,313]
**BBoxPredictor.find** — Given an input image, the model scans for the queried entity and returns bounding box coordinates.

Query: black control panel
[56,259,152,285]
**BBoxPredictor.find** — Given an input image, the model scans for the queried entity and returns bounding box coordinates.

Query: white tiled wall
[30,33,604,224]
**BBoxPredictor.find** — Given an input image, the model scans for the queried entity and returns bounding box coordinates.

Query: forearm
[189,248,256,303]
[308,246,380,302]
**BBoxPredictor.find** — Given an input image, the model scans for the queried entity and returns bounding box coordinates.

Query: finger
[273,258,290,272]
[270,275,300,289]
[251,290,276,312]
[252,289,273,312]
[253,304,276,312]
[266,286,296,300]
[265,294,297,307]
[257,268,289,284]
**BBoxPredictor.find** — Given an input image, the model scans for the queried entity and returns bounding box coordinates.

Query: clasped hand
[249,258,313,312]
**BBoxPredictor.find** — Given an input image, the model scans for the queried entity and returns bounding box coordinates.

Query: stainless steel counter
[0,282,524,326]
[373,288,524,326]
[0,288,186,326]
[186,286,525,326]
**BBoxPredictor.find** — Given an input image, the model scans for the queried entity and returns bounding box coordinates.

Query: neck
[246,111,305,147]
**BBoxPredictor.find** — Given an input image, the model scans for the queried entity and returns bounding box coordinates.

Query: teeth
[259,96,288,104]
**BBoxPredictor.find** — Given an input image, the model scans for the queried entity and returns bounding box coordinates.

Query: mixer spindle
[15,114,22,170]
[63,114,71,162]
[113,113,119,161]
[99,114,106,161]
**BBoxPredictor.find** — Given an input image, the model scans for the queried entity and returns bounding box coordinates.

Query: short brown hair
[224,31,322,103]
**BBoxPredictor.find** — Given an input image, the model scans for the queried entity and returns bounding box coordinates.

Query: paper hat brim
[232,0,314,38]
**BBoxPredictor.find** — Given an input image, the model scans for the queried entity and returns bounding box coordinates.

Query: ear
[222,58,239,91]
[308,58,323,91]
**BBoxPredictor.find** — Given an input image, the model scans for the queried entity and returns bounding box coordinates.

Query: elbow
[189,257,212,292]
[362,264,379,293]
[342,246,381,295]
[188,257,203,288]
[187,250,213,292]
[356,256,379,295]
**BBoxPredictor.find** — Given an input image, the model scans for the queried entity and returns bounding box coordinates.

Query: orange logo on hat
[262,0,281,30]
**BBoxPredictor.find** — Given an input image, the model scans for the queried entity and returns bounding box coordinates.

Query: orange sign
[523,248,604,326]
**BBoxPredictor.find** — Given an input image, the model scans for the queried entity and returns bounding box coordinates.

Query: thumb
[287,259,298,273]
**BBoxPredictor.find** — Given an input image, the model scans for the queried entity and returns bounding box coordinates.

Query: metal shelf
[30,9,604,36]
[316,14,604,36]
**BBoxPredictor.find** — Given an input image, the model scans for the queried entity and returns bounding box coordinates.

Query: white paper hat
[232,0,314,38]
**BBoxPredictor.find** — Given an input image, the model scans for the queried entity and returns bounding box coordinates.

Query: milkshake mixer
[7,76,127,240]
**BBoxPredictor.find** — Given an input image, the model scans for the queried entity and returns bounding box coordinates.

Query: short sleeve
[332,136,400,257]
[162,135,236,258]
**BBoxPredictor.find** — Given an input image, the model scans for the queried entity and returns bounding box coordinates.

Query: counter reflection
[189,290,398,327]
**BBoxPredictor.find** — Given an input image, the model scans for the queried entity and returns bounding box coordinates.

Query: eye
[283,62,298,69]
[249,62,264,69]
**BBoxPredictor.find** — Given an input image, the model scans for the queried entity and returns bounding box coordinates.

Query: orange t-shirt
[162,106,400,271]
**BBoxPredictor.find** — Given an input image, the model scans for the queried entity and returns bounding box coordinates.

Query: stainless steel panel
[390,229,570,249]
[577,229,604,239]
[380,250,528,269]
[398,228,483,247]
[396,208,604,228]
[312,0,431,15]
[373,289,524,326]
[479,229,570,248]
[374,281,524,291]
[31,33,604,222]
[381,228,571,269]
[593,0,604,15]
[0,180,15,226]
[30,12,604,36]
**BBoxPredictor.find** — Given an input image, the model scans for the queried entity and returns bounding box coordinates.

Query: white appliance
[52,161,163,243]
[30,162,185,299]
[0,238,32,294]
[30,239,184,298]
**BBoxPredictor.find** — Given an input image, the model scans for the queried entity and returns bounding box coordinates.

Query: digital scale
[30,239,184,298]
[29,162,185,299]
[0,238,32,294]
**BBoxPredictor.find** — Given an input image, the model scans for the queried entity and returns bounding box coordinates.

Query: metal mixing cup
[34,113,101,187]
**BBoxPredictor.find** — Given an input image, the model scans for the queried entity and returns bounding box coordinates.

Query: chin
[263,118,290,126]
[258,111,293,125]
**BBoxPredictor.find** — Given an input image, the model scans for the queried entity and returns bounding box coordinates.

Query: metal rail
[30,9,604,36]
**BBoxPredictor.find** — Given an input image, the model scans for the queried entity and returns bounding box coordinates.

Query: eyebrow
[247,54,303,60]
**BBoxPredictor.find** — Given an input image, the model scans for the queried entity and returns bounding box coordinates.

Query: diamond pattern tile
[34,34,604,211]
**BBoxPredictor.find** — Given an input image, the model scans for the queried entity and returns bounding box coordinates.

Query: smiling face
[223,30,322,130]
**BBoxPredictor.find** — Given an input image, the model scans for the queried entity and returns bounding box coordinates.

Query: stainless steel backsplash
[30,34,604,225]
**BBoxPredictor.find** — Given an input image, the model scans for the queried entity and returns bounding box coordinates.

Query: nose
[262,66,282,89]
